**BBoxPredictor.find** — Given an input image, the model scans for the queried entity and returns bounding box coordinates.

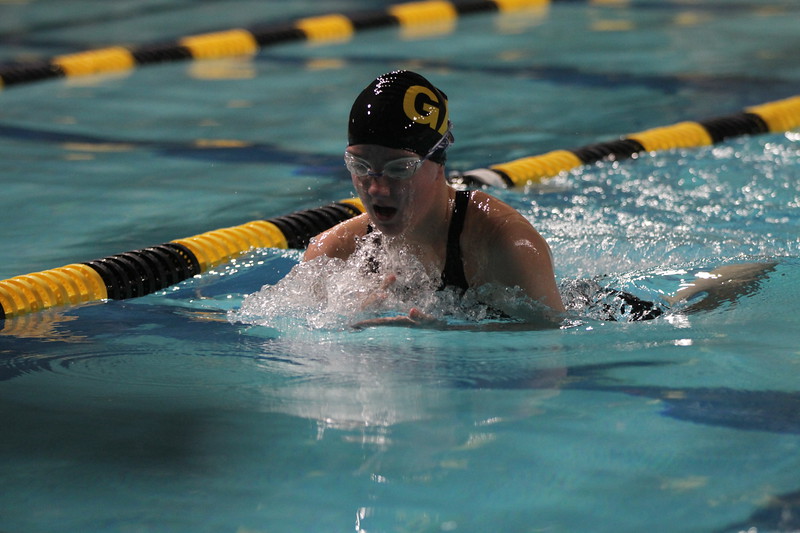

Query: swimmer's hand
[359,274,397,310]
[354,274,443,328]
[351,308,444,329]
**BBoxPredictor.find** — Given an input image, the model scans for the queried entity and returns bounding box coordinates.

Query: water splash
[521,134,800,278]
[228,233,503,331]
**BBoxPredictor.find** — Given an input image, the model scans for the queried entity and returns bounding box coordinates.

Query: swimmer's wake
[228,226,776,331]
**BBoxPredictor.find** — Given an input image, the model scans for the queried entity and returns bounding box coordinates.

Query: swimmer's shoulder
[464,190,536,238]
[303,212,370,261]
[464,191,563,312]
[463,189,553,270]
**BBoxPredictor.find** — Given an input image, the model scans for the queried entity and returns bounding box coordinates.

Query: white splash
[227,232,501,330]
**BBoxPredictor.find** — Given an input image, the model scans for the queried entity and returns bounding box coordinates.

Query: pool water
[2,1,800,532]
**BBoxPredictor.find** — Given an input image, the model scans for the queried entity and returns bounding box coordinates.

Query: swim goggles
[344,122,454,180]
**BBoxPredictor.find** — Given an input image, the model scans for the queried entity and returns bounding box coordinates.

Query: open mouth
[372,205,397,220]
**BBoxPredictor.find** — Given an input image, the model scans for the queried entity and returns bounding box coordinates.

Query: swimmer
[302,70,775,328]
[304,70,565,327]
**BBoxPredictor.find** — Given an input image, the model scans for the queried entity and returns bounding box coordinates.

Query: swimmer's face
[346,144,440,236]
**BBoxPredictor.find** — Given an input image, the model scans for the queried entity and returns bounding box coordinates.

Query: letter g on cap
[402,85,449,134]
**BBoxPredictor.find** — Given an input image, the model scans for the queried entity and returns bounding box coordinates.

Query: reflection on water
[0,131,798,533]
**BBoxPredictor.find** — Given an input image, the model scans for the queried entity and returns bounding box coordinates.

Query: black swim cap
[348,70,452,164]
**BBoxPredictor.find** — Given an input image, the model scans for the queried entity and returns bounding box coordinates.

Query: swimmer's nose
[366,173,392,197]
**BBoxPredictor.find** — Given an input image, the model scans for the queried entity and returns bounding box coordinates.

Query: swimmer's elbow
[303,230,355,262]
[302,246,321,262]
[543,293,566,314]
[303,236,325,261]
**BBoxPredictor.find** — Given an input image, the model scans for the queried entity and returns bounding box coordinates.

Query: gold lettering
[402,85,449,134]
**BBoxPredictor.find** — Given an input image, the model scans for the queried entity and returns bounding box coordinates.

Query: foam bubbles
[228,232,504,331]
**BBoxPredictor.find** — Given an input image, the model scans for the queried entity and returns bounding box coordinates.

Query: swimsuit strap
[364,223,380,274]
[440,189,472,291]
[364,190,471,291]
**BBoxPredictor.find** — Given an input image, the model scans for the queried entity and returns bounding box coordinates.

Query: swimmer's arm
[662,261,777,309]
[483,216,566,314]
[303,214,368,262]
[351,308,559,331]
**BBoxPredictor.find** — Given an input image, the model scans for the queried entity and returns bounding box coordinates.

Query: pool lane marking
[3,97,799,320]
[1,97,798,321]
[0,200,364,320]
[2,94,800,319]
[449,94,800,187]
[179,30,260,60]
[0,0,544,90]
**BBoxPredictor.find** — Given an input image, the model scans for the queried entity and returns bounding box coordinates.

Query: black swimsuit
[440,189,471,291]
[364,189,472,292]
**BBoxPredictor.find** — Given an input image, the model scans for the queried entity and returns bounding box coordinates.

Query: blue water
[2,1,800,532]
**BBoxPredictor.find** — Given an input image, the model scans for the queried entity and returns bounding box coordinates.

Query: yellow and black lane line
[451,95,800,187]
[0,0,547,90]
[0,200,364,320]
[3,94,800,317]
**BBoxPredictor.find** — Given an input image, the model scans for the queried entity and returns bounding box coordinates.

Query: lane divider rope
[3,95,800,318]
[2,2,798,319]
[0,0,547,90]
[0,199,364,320]
[448,94,800,187]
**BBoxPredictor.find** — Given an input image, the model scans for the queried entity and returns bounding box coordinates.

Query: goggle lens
[344,153,421,180]
[344,121,453,180]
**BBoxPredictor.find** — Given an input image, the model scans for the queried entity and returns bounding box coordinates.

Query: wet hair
[347,70,452,164]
